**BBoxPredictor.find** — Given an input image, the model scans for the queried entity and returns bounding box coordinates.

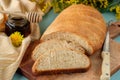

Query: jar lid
[7,15,28,27]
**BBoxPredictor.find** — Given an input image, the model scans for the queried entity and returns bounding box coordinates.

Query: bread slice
[32,39,85,61]
[41,4,107,55]
[32,49,90,74]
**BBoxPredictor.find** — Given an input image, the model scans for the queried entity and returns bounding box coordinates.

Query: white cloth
[0,0,42,80]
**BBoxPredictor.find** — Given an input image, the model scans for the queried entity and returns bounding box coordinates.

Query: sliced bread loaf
[32,49,90,74]
[32,39,85,61]
[41,4,107,55]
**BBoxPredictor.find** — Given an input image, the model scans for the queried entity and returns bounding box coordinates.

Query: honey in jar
[5,15,31,37]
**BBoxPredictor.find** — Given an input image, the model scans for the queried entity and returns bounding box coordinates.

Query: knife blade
[100,31,110,80]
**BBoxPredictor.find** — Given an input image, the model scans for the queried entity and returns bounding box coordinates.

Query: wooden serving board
[20,22,120,80]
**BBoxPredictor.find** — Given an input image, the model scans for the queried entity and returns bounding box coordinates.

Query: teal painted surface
[111,70,120,80]
[39,9,58,34]
[13,10,120,80]
[114,36,120,43]
[102,12,116,23]
[13,73,28,80]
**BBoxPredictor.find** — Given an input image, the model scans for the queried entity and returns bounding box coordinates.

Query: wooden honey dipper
[0,10,42,23]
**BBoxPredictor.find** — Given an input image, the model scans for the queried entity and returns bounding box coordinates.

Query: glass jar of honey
[5,15,31,37]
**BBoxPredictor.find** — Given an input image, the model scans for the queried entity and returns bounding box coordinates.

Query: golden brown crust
[32,66,90,75]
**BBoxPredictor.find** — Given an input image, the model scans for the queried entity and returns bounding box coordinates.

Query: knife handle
[100,51,110,80]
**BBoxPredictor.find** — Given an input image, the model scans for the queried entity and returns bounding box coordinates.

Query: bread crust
[32,66,90,75]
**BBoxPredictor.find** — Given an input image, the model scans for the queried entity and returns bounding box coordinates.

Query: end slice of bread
[32,49,90,75]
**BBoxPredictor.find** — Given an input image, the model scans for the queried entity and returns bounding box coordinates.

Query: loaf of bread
[32,49,90,74]
[32,39,85,61]
[32,4,107,74]
[41,4,107,55]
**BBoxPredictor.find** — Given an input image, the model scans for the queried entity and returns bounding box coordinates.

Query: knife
[100,31,110,80]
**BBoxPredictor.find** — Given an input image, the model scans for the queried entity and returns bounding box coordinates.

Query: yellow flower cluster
[10,31,24,47]
[42,2,51,13]
[30,0,51,13]
[31,0,110,13]
[64,0,79,4]
[110,5,120,20]
[116,6,120,19]
[82,0,108,9]
[31,0,44,4]
[116,6,120,13]
[100,0,108,8]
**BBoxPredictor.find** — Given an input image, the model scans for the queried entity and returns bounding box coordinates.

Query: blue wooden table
[13,9,120,80]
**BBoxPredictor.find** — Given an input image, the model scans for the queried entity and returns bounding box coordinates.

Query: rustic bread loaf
[41,4,107,55]
[32,49,90,74]
[32,39,85,61]
[32,4,107,75]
